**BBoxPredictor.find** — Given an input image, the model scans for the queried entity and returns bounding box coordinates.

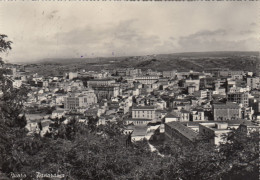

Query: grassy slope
[23,51,259,76]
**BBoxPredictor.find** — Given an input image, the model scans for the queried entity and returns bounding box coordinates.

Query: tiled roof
[53,110,64,113]
[180,109,190,113]
[126,118,152,122]
[132,106,155,110]
[166,122,198,141]
[213,102,240,109]
[88,78,114,81]
[132,125,148,136]
[192,108,204,112]
[184,120,253,126]
[165,113,179,118]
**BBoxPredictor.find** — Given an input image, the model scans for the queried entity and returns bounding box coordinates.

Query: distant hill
[22,51,259,76]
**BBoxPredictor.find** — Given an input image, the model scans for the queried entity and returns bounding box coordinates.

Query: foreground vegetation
[0,34,259,180]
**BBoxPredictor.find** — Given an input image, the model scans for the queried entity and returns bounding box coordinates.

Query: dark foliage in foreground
[0,34,259,180]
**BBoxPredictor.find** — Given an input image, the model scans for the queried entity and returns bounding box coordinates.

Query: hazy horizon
[1,2,259,63]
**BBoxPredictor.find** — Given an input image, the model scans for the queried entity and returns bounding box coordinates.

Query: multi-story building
[64,91,97,110]
[220,70,244,77]
[204,68,223,77]
[69,72,78,80]
[169,98,191,109]
[229,70,245,76]
[164,113,179,123]
[165,122,198,144]
[239,121,260,134]
[126,68,142,76]
[135,76,159,85]
[87,79,116,87]
[200,77,217,90]
[247,77,260,90]
[91,85,120,102]
[185,79,200,91]
[249,98,260,115]
[162,70,177,78]
[132,106,156,120]
[213,102,241,121]
[188,86,196,94]
[231,74,243,80]
[115,68,142,77]
[64,95,79,110]
[191,109,205,121]
[227,92,249,107]
[198,122,233,145]
[180,110,190,121]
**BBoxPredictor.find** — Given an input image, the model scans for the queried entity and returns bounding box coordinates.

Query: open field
[20,51,259,76]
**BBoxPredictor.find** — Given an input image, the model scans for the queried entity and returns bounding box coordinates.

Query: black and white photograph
[0,1,259,179]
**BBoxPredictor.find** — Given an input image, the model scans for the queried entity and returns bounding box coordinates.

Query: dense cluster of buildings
[2,63,260,145]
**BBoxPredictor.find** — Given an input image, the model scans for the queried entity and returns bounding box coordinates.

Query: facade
[198,122,232,145]
[87,79,116,87]
[127,68,142,76]
[92,86,120,102]
[69,72,78,80]
[135,76,159,85]
[180,110,190,121]
[132,106,156,120]
[116,68,142,76]
[227,92,249,107]
[64,92,97,110]
[162,70,177,78]
[185,79,200,91]
[164,114,179,123]
[200,77,216,90]
[220,70,244,77]
[191,109,205,121]
[250,98,260,115]
[247,77,260,90]
[51,110,65,119]
[239,123,260,134]
[205,68,226,77]
[213,103,241,121]
[125,119,152,125]
[188,86,196,94]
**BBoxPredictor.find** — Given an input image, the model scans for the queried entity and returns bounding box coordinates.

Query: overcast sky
[0,2,259,62]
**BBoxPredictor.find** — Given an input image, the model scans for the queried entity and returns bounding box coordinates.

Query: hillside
[23,51,259,76]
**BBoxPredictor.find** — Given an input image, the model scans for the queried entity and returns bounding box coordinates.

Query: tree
[0,34,28,174]
[1,35,258,180]
[0,34,12,66]
[218,130,259,180]
[0,34,12,53]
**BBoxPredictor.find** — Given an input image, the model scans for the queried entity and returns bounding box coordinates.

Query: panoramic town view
[0,2,259,180]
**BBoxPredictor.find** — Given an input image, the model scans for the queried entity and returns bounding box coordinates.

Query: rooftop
[126,125,148,137]
[88,78,114,81]
[132,106,155,110]
[165,113,179,118]
[126,118,152,122]
[166,121,198,141]
[185,119,254,127]
[213,102,240,109]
